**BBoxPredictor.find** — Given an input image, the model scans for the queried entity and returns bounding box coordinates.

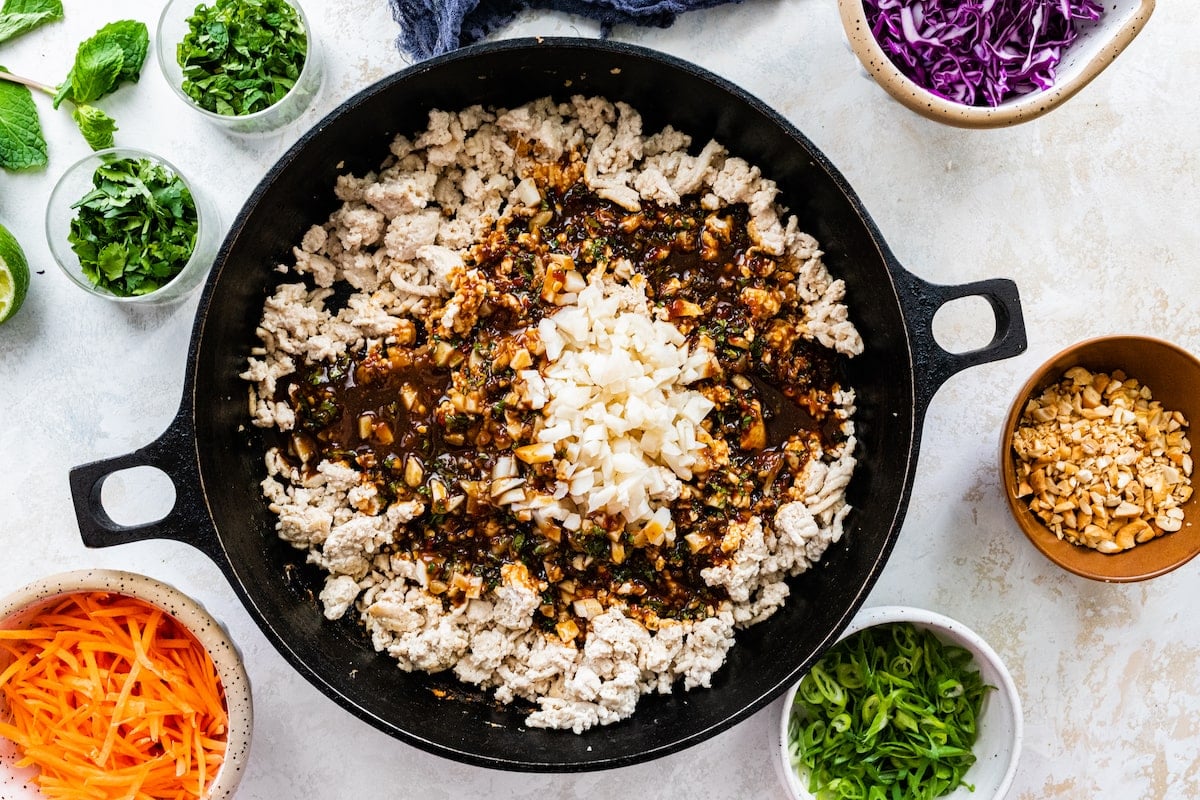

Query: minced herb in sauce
[278,166,850,634]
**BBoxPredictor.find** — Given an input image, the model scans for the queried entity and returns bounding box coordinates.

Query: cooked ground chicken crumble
[241,96,863,732]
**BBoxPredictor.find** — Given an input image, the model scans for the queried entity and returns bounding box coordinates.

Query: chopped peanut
[1012,368,1192,553]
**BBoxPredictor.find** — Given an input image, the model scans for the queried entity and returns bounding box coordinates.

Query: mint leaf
[55,20,149,108]
[72,103,116,150]
[94,20,148,85]
[0,0,63,45]
[50,73,68,107]
[0,66,46,170]
[68,38,124,104]
[2,19,148,162]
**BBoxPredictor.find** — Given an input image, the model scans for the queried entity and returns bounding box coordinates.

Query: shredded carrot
[0,592,229,800]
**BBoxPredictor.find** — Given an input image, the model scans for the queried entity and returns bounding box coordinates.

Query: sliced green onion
[788,622,992,800]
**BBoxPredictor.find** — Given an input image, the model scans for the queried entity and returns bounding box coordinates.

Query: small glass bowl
[156,0,324,135]
[46,147,220,305]
[0,569,252,799]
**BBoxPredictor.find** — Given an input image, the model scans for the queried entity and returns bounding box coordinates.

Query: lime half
[0,222,30,324]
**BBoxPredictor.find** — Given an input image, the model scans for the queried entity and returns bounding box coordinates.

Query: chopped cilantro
[67,156,199,297]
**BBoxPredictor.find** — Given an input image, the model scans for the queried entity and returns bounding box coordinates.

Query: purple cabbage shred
[863,0,1105,107]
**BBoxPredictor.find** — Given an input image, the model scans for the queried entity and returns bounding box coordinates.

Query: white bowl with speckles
[0,569,252,799]
[777,605,1023,800]
[838,0,1155,128]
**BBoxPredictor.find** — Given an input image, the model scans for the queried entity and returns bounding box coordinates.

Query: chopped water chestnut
[242,96,863,732]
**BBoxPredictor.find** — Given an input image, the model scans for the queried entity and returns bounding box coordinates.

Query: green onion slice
[787,622,992,800]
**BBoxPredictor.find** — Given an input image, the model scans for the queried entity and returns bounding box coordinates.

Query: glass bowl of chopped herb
[45,147,221,304]
[838,0,1155,127]
[777,606,1023,800]
[156,0,323,135]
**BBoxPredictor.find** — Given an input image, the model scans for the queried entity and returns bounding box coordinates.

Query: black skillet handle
[892,270,1028,422]
[68,407,228,570]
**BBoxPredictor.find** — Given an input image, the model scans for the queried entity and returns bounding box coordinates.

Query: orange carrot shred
[0,591,229,800]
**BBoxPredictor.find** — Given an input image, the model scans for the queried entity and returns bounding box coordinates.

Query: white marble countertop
[1,2,1198,798]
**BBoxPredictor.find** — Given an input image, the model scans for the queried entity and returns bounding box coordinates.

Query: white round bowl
[0,569,252,799]
[777,605,1022,800]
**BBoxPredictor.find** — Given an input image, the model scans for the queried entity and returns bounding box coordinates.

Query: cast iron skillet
[68,39,1026,771]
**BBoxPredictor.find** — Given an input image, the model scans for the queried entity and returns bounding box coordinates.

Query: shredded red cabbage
[863,0,1105,107]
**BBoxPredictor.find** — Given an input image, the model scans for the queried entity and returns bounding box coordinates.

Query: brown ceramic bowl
[1001,336,1200,581]
[838,0,1155,128]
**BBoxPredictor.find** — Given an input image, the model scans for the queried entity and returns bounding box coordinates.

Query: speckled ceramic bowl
[776,606,1022,800]
[838,0,1155,128]
[1001,335,1200,582]
[0,570,252,799]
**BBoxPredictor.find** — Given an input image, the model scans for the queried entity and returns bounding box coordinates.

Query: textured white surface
[0,1,1198,798]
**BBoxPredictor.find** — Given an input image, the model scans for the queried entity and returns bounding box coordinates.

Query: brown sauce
[276,174,851,635]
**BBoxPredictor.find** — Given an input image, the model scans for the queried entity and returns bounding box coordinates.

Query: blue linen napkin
[388,0,742,61]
